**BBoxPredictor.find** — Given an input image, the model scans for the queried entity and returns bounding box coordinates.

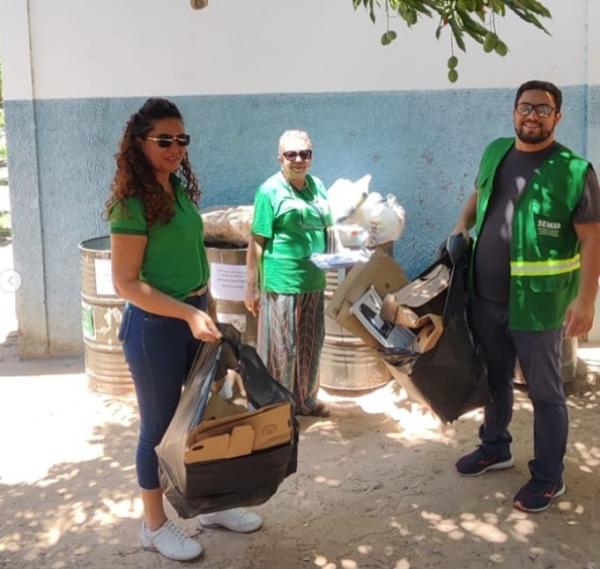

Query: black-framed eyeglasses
[515,103,556,118]
[282,149,313,161]
[143,134,191,148]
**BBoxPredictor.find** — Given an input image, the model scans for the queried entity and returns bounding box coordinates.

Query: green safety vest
[473,137,589,331]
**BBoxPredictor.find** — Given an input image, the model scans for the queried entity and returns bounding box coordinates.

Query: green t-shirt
[109,177,209,300]
[251,172,332,293]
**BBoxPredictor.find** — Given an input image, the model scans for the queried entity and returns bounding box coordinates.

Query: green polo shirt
[251,172,332,293]
[109,177,209,300]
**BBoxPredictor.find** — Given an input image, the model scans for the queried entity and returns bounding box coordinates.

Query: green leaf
[369,0,376,23]
[456,8,487,40]
[448,18,467,51]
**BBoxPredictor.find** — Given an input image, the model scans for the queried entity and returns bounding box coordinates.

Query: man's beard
[515,123,555,144]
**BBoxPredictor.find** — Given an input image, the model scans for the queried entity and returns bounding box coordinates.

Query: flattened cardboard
[184,425,255,464]
[325,250,408,348]
[391,264,450,308]
[203,394,248,420]
[186,402,292,465]
[380,296,420,327]
[414,314,444,353]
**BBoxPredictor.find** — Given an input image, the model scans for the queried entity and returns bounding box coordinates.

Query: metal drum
[79,236,133,395]
[205,243,257,346]
[320,267,391,392]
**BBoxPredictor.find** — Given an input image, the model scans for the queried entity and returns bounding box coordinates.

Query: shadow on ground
[0,376,598,569]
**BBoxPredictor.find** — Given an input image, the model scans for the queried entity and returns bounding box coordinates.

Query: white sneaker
[198,508,263,533]
[140,520,203,561]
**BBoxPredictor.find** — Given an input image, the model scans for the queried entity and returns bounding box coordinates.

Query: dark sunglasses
[282,149,313,161]
[515,103,556,118]
[143,134,191,148]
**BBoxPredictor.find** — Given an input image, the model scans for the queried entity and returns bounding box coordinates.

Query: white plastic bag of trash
[327,175,405,247]
[327,175,371,223]
[359,192,406,246]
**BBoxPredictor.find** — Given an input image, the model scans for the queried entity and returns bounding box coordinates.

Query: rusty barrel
[205,243,257,347]
[79,236,133,395]
[320,266,391,392]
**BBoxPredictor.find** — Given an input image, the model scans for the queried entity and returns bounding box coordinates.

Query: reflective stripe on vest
[510,253,581,276]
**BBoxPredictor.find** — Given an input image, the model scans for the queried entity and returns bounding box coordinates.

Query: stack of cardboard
[327,250,447,355]
[326,247,489,423]
[184,397,293,464]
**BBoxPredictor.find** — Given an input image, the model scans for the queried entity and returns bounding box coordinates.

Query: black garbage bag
[156,324,299,518]
[383,235,490,423]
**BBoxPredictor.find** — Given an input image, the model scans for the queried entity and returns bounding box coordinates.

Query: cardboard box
[184,402,293,464]
[185,425,255,464]
[414,314,444,353]
[202,393,248,420]
[388,263,449,308]
[325,250,408,348]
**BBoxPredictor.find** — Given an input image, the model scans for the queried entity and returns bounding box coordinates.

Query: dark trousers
[119,296,205,489]
[469,296,567,483]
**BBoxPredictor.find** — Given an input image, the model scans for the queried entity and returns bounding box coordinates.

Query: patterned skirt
[257,291,324,414]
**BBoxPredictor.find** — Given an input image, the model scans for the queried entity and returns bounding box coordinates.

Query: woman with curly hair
[108,98,262,562]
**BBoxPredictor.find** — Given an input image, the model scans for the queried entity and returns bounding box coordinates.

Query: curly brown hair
[106,98,201,227]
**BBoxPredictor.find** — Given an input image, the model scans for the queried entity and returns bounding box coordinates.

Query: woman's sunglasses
[143,134,191,148]
[282,149,313,161]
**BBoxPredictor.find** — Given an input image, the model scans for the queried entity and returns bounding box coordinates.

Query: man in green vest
[451,80,600,512]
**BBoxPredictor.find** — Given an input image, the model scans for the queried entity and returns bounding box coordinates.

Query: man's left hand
[564,297,595,338]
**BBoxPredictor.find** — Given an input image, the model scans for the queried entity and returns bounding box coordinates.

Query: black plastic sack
[383,235,490,423]
[156,325,299,518]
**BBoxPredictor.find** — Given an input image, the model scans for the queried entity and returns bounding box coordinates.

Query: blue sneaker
[513,478,566,512]
[455,446,514,476]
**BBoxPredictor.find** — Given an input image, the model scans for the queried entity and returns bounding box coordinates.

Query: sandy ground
[1,176,599,569]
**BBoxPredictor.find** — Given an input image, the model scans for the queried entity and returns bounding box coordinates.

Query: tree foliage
[353,0,552,81]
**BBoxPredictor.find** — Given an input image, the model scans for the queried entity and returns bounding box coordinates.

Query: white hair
[278,129,312,154]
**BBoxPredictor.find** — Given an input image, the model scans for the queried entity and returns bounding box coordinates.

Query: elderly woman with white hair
[245,129,332,417]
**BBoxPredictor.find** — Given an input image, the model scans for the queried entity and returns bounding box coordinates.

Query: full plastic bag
[156,325,299,518]
[334,223,370,248]
[345,192,405,246]
[327,175,370,222]
[382,235,490,423]
[327,175,406,247]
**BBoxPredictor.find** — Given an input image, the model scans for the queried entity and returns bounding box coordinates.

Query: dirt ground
[0,347,599,569]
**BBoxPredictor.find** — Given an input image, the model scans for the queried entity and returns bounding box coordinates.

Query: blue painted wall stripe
[4,86,597,353]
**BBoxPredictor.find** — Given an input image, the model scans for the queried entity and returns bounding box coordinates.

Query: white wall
[587,0,600,84]
[0,0,593,101]
[0,0,33,99]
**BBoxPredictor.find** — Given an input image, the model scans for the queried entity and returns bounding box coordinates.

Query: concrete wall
[0,0,598,355]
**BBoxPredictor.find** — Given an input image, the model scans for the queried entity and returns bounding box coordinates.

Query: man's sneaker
[198,508,263,533]
[140,520,203,561]
[513,479,566,513]
[455,446,514,476]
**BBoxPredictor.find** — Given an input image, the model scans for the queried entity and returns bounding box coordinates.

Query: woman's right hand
[244,286,260,317]
[185,308,222,343]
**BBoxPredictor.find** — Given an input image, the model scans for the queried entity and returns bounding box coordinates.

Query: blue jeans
[119,296,206,489]
[469,296,567,483]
